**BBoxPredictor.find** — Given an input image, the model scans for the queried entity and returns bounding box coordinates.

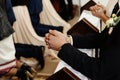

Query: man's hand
[90,3,109,23]
[45,30,70,51]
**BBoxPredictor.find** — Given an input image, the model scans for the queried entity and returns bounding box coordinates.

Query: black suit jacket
[58,21,120,80]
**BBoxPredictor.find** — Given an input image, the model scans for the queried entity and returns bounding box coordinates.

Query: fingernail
[49,30,52,33]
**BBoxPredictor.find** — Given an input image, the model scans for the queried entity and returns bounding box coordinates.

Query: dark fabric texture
[0,6,14,40]
[34,24,63,37]
[27,0,42,27]
[112,2,119,16]
[11,0,30,6]
[15,43,45,69]
[0,0,6,10]
[5,0,16,25]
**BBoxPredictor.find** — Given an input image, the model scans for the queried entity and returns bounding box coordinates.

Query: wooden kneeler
[46,67,81,80]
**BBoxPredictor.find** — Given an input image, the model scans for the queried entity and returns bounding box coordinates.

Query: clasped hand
[45,30,70,51]
[90,3,106,19]
[90,3,109,23]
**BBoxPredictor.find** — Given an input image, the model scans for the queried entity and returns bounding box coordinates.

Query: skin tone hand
[89,3,109,23]
[45,30,70,51]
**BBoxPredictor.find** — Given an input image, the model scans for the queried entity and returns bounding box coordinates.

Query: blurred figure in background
[51,0,73,21]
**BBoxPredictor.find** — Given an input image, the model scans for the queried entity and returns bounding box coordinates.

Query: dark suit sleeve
[72,28,109,48]
[58,43,100,79]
